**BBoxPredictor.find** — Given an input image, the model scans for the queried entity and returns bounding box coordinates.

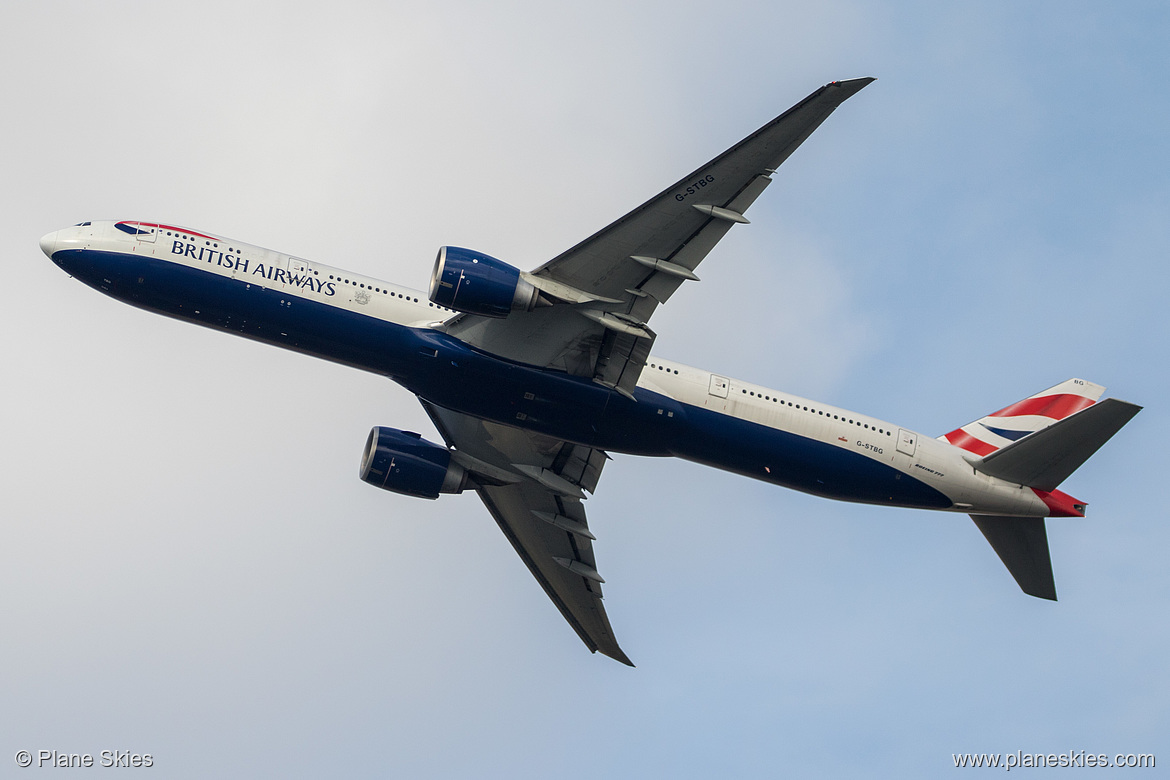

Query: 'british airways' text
[171,241,336,295]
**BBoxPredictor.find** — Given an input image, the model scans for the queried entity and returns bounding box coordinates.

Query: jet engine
[428,246,542,317]
[359,427,468,499]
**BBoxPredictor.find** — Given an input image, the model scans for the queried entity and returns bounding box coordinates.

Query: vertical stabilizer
[958,382,1140,600]
[973,398,1142,491]
[942,379,1104,457]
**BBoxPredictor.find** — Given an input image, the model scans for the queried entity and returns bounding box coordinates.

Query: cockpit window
[74,222,91,226]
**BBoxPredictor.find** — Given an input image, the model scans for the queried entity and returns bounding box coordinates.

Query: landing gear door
[709,374,729,398]
[897,428,917,457]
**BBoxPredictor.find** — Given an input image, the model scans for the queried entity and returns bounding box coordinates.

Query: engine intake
[429,246,541,317]
[359,427,468,499]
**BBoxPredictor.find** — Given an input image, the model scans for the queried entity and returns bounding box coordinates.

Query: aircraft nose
[39,230,58,259]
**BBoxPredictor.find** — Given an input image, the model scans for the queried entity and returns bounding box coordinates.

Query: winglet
[598,644,635,667]
[827,76,877,93]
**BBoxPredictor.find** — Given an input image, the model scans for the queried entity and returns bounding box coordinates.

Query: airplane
[39,78,1140,666]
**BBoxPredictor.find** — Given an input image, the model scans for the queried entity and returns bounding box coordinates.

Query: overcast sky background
[2,1,1167,776]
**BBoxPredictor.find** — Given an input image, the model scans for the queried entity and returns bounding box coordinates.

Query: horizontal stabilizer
[973,398,1142,491]
[970,515,1057,600]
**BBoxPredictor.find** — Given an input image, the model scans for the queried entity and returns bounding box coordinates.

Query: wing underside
[421,400,632,665]
[445,78,875,398]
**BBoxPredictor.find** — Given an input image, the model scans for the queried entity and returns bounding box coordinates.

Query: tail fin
[941,378,1104,457]
[952,381,1141,602]
[973,398,1142,491]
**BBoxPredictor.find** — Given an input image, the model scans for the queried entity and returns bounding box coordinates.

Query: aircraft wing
[445,77,873,398]
[420,399,632,665]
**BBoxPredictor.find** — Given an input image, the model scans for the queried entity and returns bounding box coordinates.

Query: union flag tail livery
[940,379,1141,602]
[942,379,1104,457]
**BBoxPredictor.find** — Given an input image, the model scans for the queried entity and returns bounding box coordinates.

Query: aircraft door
[896,429,917,456]
[135,222,157,243]
[267,255,309,289]
[709,374,729,398]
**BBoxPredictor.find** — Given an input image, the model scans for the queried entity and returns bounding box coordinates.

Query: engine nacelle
[428,246,540,318]
[359,427,468,499]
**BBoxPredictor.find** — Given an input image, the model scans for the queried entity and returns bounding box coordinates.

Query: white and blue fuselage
[40,220,1063,519]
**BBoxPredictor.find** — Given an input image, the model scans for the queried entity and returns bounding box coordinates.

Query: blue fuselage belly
[56,249,951,509]
[667,405,950,507]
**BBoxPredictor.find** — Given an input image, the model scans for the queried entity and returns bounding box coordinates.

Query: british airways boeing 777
[40,79,1140,665]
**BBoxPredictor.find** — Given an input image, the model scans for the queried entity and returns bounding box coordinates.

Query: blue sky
[3,1,1166,776]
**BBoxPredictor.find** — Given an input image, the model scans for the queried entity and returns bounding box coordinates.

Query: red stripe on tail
[944,429,998,456]
[989,394,1094,421]
[1033,488,1086,517]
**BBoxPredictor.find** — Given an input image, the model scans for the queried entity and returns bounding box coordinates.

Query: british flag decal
[941,378,1105,457]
